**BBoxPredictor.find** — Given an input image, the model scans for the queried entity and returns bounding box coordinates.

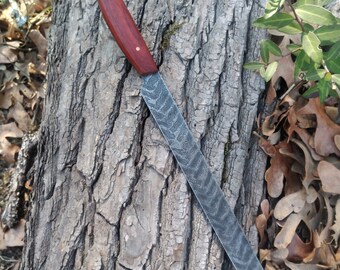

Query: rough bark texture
[22,0,267,269]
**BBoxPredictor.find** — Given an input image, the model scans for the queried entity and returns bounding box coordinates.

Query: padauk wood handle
[98,0,158,76]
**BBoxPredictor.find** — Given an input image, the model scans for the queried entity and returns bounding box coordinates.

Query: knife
[98,1,263,269]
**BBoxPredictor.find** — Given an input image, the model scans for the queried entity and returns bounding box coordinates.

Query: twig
[287,0,305,33]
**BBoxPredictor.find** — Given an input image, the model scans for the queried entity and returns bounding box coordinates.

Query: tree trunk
[21,0,267,269]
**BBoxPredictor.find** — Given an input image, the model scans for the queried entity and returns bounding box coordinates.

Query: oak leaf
[317,161,340,194]
[0,122,23,163]
[298,98,340,157]
[330,199,340,246]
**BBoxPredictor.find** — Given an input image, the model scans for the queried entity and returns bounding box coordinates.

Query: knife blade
[98,1,263,269]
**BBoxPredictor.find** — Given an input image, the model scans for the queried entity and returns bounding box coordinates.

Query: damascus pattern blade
[142,73,263,270]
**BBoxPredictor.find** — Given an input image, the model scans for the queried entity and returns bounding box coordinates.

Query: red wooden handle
[98,0,158,76]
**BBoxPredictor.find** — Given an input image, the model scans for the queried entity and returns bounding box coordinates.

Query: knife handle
[98,0,158,76]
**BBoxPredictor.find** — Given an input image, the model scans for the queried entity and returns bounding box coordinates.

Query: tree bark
[22,0,267,269]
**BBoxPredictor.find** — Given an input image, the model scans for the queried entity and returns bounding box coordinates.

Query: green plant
[244,0,340,103]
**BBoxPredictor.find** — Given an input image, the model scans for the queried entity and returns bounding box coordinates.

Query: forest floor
[0,0,51,269]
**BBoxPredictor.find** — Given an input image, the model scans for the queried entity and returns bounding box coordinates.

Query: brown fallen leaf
[274,190,306,221]
[335,246,340,263]
[317,161,340,194]
[287,233,314,262]
[0,122,24,163]
[325,107,338,123]
[271,248,289,264]
[290,138,318,190]
[8,101,32,131]
[0,46,18,64]
[274,213,303,249]
[0,83,23,110]
[330,199,340,246]
[265,82,277,105]
[29,30,48,59]
[271,54,295,89]
[264,140,298,198]
[3,219,25,247]
[284,260,325,270]
[256,199,271,248]
[298,98,340,157]
[311,242,337,268]
[335,135,340,151]
[318,194,333,243]
[259,137,276,157]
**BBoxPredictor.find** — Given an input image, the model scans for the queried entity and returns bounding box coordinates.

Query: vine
[245,0,340,103]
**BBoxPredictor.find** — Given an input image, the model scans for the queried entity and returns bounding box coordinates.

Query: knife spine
[98,0,158,76]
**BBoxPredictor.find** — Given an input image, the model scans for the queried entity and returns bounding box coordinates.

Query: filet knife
[98,1,263,269]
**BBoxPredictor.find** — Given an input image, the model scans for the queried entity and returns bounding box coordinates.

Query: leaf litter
[257,36,340,270]
[0,0,51,268]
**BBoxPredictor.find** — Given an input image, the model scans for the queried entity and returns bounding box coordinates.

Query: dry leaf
[0,46,18,64]
[265,141,297,198]
[274,191,306,221]
[271,54,295,89]
[29,30,48,59]
[311,242,337,268]
[325,107,338,123]
[287,234,314,262]
[330,199,340,246]
[290,138,318,190]
[8,101,31,131]
[317,161,340,194]
[259,137,276,156]
[335,246,340,262]
[0,83,23,109]
[274,213,303,249]
[0,122,23,163]
[271,248,289,264]
[263,108,289,137]
[260,249,272,262]
[335,135,340,151]
[298,98,340,157]
[319,194,333,243]
[256,199,271,247]
[284,260,325,270]
[3,219,25,247]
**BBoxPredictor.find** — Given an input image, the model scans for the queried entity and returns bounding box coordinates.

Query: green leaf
[253,13,294,29]
[287,44,301,54]
[294,0,315,6]
[260,40,282,63]
[317,76,331,102]
[325,42,340,59]
[294,50,312,78]
[295,5,337,26]
[260,66,266,78]
[302,85,319,98]
[260,40,270,63]
[243,62,265,70]
[264,61,278,82]
[302,32,323,64]
[277,21,303,34]
[304,23,315,33]
[267,40,282,56]
[325,61,340,74]
[306,68,326,80]
[332,74,340,85]
[324,42,340,73]
[315,25,340,46]
[316,0,333,6]
[294,0,333,7]
[264,0,285,18]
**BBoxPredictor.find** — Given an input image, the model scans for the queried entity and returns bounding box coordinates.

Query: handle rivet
[136,47,141,51]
